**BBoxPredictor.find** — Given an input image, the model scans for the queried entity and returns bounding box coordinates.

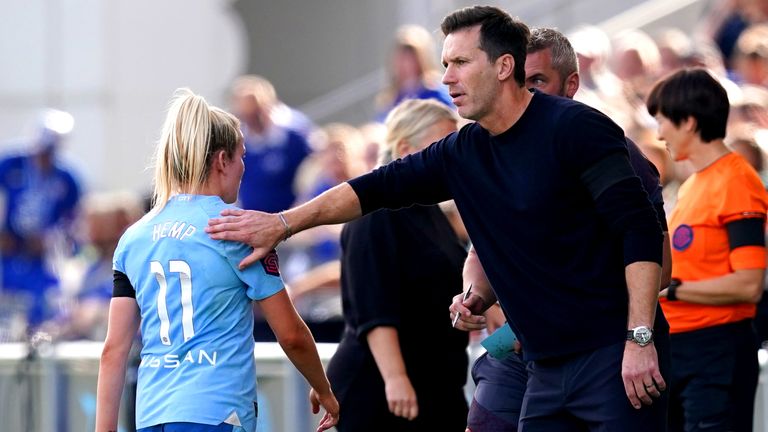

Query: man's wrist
[626,325,654,346]
[464,282,495,312]
[277,212,292,242]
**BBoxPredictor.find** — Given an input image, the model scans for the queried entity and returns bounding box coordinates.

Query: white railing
[0,341,337,432]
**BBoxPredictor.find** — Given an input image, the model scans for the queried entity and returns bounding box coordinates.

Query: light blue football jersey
[113,194,284,431]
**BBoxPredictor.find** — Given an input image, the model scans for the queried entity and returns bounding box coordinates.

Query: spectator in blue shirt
[0,108,82,328]
[230,75,312,213]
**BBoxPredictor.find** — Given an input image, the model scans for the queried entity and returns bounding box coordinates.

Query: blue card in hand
[480,322,517,360]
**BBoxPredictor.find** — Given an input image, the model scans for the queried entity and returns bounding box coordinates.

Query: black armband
[726,217,766,250]
[113,270,136,298]
[624,229,664,266]
[590,175,664,266]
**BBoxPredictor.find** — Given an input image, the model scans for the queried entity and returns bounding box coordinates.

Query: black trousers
[668,319,758,432]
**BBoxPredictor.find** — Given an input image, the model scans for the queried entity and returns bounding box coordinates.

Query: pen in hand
[452,284,473,328]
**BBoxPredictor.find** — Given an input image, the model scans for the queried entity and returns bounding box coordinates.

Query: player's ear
[213,150,227,173]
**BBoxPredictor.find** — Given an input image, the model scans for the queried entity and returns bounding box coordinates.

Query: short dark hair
[646,68,729,142]
[528,28,578,79]
[441,5,530,87]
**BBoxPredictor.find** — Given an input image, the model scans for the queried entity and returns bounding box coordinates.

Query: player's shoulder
[189,194,235,218]
[158,194,233,224]
[121,212,152,241]
[113,212,152,265]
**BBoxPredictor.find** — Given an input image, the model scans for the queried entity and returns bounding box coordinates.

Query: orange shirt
[663,152,768,334]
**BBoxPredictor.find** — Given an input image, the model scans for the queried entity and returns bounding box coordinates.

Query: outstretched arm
[209,144,452,269]
[207,183,361,268]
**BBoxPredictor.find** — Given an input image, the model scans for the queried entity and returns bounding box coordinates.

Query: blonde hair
[230,75,279,108]
[737,24,768,59]
[376,25,443,109]
[395,25,440,77]
[381,99,458,164]
[152,88,240,211]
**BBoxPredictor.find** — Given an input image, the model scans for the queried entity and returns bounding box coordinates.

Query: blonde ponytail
[152,88,240,212]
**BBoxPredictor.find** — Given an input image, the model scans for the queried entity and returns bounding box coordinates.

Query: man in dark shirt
[207,6,667,430]
[459,27,671,431]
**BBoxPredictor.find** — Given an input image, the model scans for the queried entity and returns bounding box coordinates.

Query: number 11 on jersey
[151,260,195,345]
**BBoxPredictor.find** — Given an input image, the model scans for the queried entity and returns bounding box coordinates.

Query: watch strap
[626,326,654,345]
[667,278,681,301]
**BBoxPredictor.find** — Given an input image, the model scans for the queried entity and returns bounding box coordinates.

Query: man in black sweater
[458,26,671,432]
[207,6,667,431]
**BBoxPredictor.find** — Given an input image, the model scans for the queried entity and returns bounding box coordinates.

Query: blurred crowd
[3,0,768,348]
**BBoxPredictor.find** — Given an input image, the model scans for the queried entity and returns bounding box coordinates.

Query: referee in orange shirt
[649,68,768,432]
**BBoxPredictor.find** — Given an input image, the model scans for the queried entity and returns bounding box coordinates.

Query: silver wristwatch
[626,326,654,346]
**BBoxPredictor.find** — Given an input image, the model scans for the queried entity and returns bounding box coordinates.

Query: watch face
[634,327,653,345]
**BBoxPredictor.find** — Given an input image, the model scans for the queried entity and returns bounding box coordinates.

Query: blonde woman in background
[95,88,338,432]
[375,25,455,121]
[325,99,469,431]
[287,123,367,279]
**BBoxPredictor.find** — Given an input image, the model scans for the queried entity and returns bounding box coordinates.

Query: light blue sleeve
[112,231,130,274]
[221,240,285,300]
[112,216,149,275]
